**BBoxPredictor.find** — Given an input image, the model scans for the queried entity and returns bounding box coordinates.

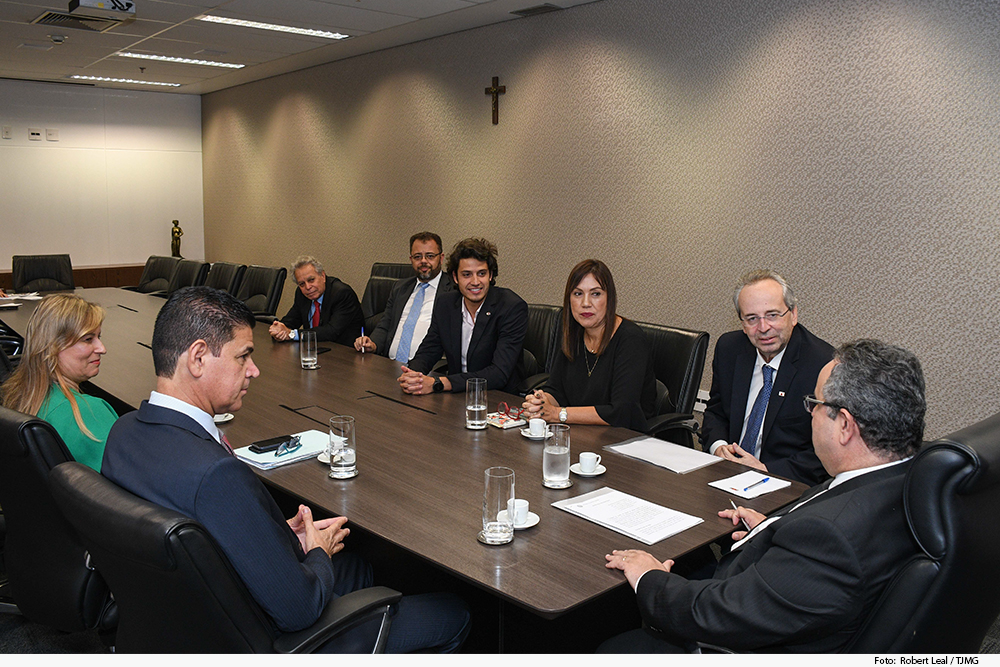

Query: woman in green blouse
[2,294,117,471]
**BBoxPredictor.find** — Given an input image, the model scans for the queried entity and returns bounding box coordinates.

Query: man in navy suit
[354,232,454,361]
[102,287,469,652]
[269,256,363,347]
[602,339,925,652]
[398,237,527,395]
[700,270,834,486]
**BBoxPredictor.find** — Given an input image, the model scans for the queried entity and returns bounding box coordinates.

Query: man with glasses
[103,287,470,652]
[701,270,834,485]
[602,339,925,652]
[270,256,364,347]
[354,232,454,360]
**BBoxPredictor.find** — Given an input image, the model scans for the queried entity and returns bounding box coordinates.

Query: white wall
[0,79,204,270]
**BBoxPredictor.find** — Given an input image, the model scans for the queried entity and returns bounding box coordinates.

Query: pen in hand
[361,326,365,354]
[730,500,750,532]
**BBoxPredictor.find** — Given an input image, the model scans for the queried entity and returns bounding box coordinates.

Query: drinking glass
[543,424,571,488]
[466,378,487,430]
[328,416,357,479]
[479,466,514,544]
[300,330,318,369]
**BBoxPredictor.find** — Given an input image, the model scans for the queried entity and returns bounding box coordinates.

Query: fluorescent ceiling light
[197,14,349,40]
[117,51,245,69]
[70,75,181,87]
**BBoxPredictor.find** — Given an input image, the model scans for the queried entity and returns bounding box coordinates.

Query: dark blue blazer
[101,401,336,632]
[408,285,527,394]
[701,324,834,486]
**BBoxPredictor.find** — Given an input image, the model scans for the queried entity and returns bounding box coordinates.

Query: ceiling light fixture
[197,15,349,40]
[117,51,245,69]
[70,75,181,87]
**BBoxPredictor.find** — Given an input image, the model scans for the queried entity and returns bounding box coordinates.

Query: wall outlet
[1,126,11,140]
[46,128,59,141]
[28,128,42,141]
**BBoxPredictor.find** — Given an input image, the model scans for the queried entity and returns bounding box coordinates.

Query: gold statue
[171,220,184,258]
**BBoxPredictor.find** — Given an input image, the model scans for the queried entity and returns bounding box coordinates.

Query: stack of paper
[486,412,526,429]
[606,436,720,474]
[552,487,703,545]
[235,429,328,470]
[708,471,791,499]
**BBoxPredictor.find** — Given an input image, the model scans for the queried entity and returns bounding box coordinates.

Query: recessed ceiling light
[117,51,245,69]
[70,75,181,87]
[197,15,349,40]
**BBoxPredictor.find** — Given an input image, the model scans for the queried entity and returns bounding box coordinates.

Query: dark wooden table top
[2,288,808,618]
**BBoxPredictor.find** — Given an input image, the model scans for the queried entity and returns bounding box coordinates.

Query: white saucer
[213,413,234,424]
[317,451,330,464]
[570,463,606,477]
[520,428,553,440]
[497,510,540,529]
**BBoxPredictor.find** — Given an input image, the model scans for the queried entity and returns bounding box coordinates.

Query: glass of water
[466,377,487,430]
[300,330,318,369]
[479,466,514,545]
[328,415,358,479]
[543,424,572,489]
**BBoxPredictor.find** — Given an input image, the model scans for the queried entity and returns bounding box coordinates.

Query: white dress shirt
[388,272,443,361]
[148,391,223,445]
[460,298,483,373]
[288,293,323,341]
[709,346,787,456]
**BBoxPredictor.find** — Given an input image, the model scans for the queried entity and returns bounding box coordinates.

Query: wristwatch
[432,378,444,393]
[559,408,567,423]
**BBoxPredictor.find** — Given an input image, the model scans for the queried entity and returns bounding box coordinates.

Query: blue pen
[743,477,770,492]
[361,326,365,354]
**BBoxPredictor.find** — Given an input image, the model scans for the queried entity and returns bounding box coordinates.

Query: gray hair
[732,270,797,317]
[292,255,324,275]
[822,339,926,460]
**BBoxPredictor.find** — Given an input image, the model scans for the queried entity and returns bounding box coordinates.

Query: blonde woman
[2,294,117,471]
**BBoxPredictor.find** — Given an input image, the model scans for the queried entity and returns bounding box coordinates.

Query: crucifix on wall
[485,76,506,125]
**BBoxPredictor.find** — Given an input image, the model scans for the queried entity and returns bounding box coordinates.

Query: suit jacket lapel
[730,349,756,443]
[394,278,417,325]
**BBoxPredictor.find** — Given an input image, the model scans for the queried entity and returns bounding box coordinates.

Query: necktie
[394,282,429,363]
[220,433,235,457]
[740,364,774,458]
[311,301,320,328]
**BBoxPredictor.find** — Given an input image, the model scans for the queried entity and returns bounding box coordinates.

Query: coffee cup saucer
[317,451,330,464]
[520,427,553,440]
[570,463,606,477]
[213,413,234,424]
[497,510,540,529]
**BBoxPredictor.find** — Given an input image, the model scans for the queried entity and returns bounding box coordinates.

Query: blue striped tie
[394,282,429,363]
[740,365,773,458]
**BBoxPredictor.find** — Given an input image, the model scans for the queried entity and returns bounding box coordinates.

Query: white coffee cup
[528,418,546,437]
[579,452,602,473]
[507,498,530,526]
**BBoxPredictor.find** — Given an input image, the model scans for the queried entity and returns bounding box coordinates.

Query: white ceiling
[0,0,598,94]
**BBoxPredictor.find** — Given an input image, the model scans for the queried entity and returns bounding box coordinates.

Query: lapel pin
[778,391,785,397]
[486,312,491,316]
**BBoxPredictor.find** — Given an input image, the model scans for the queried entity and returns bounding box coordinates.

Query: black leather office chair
[360,275,401,326]
[11,254,74,292]
[633,321,709,447]
[205,261,247,295]
[0,406,116,633]
[123,256,179,293]
[0,342,16,383]
[49,462,402,653]
[236,265,287,320]
[369,262,413,280]
[155,259,209,297]
[518,304,563,394]
[842,411,1000,653]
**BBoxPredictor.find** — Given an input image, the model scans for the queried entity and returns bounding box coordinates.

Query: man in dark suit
[601,339,926,652]
[102,287,469,652]
[398,237,527,395]
[701,270,834,485]
[354,232,454,361]
[269,256,363,347]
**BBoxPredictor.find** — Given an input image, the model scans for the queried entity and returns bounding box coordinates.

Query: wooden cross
[485,76,505,125]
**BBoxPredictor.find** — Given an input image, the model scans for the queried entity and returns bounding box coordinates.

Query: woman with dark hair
[522,259,656,430]
[1,294,117,471]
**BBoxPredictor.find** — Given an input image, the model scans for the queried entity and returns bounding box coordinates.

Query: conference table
[1,288,808,647]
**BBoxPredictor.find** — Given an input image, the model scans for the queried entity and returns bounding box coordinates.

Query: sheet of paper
[552,487,703,545]
[235,429,328,470]
[0,292,42,300]
[708,470,791,499]
[606,436,721,474]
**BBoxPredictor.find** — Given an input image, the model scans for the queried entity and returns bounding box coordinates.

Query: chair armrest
[273,586,402,654]
[644,413,699,437]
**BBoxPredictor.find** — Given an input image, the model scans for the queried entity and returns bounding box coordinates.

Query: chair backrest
[360,275,401,321]
[205,262,247,295]
[0,343,13,384]
[165,259,210,295]
[236,265,287,317]
[130,256,180,293]
[369,262,413,280]
[632,321,709,416]
[524,304,563,375]
[49,461,278,653]
[846,411,1000,653]
[11,254,74,292]
[0,406,111,632]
